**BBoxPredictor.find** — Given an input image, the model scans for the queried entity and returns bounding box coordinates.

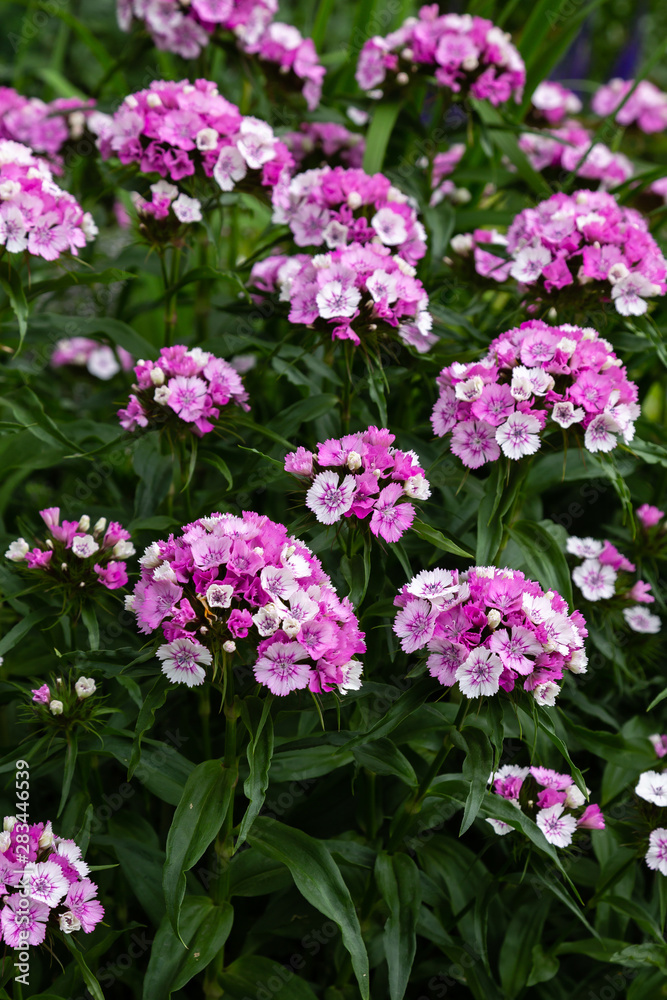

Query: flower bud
[150,367,165,386]
[49,700,64,716]
[223,640,236,653]
[75,677,96,700]
[346,451,362,471]
[78,515,90,532]
[487,609,501,629]
[93,517,107,536]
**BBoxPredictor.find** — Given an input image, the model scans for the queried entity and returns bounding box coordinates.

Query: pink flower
[369,484,414,543]
[637,504,664,528]
[64,878,105,933]
[450,419,500,468]
[645,828,667,876]
[167,376,208,422]
[94,560,128,590]
[455,648,503,699]
[394,599,437,653]
[31,684,51,704]
[25,548,53,569]
[536,803,577,847]
[227,608,253,638]
[253,641,310,696]
[496,411,541,459]
[285,447,314,476]
[577,804,605,830]
[572,559,617,601]
[1,895,49,947]
[489,626,542,675]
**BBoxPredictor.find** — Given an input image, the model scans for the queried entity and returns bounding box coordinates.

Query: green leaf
[0,268,28,350]
[61,935,105,1000]
[499,900,550,998]
[128,675,170,780]
[220,956,319,999]
[412,521,473,558]
[363,101,402,174]
[200,452,233,490]
[375,852,421,1000]
[237,696,274,850]
[352,737,417,787]
[533,711,587,798]
[163,759,236,939]
[472,101,551,197]
[508,519,574,609]
[340,537,372,607]
[25,269,134,302]
[248,817,370,999]
[0,610,53,657]
[339,677,435,752]
[454,728,493,835]
[81,605,99,651]
[58,733,78,817]
[143,896,233,999]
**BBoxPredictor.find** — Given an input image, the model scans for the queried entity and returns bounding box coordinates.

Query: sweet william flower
[156,637,213,687]
[646,828,667,876]
[75,677,96,700]
[636,771,667,807]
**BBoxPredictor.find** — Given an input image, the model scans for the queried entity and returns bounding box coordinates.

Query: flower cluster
[592,79,667,133]
[356,7,525,106]
[567,535,661,634]
[0,140,96,260]
[0,816,104,945]
[430,319,639,468]
[51,338,133,381]
[250,243,434,352]
[453,189,667,316]
[0,87,94,166]
[91,79,292,201]
[116,2,324,108]
[393,565,588,706]
[487,765,604,845]
[32,676,97,719]
[284,426,431,542]
[271,166,427,265]
[117,344,250,436]
[528,81,582,125]
[128,511,366,695]
[635,771,667,877]
[5,509,134,592]
[518,123,634,189]
[283,122,365,171]
[129,179,204,243]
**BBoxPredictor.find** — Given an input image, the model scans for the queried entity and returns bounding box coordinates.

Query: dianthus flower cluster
[528,81,582,125]
[0,816,104,945]
[128,179,204,243]
[0,140,97,260]
[51,338,133,381]
[518,123,634,189]
[431,320,639,469]
[250,243,434,352]
[428,144,468,207]
[635,771,667,877]
[453,189,667,316]
[116,2,324,108]
[487,765,604,845]
[393,565,588,706]
[128,511,366,696]
[283,122,365,171]
[91,80,292,202]
[117,344,250,436]
[272,166,427,265]
[356,7,525,106]
[0,87,94,166]
[284,426,431,542]
[4,509,134,592]
[567,535,661,634]
[592,78,667,133]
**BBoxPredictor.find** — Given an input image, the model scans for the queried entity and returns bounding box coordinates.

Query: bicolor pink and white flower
[592,78,667,134]
[636,771,667,808]
[645,828,667,876]
[51,337,133,380]
[130,511,365,696]
[431,319,640,468]
[394,565,588,705]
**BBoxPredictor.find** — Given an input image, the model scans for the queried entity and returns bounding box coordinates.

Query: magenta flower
[94,560,129,590]
[578,804,605,830]
[1,895,49,947]
[64,878,105,933]
[450,420,500,469]
[31,684,51,705]
[637,504,664,528]
[369,484,415,542]
[167,375,209,422]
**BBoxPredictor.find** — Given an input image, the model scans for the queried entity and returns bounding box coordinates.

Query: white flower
[623,606,661,634]
[486,818,514,836]
[404,474,431,500]
[572,558,617,601]
[455,647,503,699]
[59,911,82,934]
[78,515,90,532]
[316,280,361,319]
[0,831,11,852]
[551,401,585,428]
[93,518,107,536]
[140,542,162,568]
[38,822,54,849]
[49,700,64,715]
[5,538,29,561]
[154,386,171,405]
[536,803,577,847]
[566,648,588,674]
[124,594,136,611]
[565,784,586,808]
[509,245,551,282]
[237,117,277,169]
[371,207,408,246]
[252,603,283,637]
[636,771,667,807]
[645,828,667,876]
[532,681,560,707]
[113,540,135,559]
[454,375,484,401]
[71,534,99,559]
[339,659,363,694]
[584,412,621,453]
[206,583,234,609]
[195,127,219,151]
[407,568,459,604]
[87,345,120,378]
[75,677,96,699]
[450,233,473,255]
[22,860,69,906]
[156,638,212,687]
[367,269,398,303]
[213,145,247,191]
[223,640,236,653]
[150,179,178,201]
[496,411,541,459]
[566,537,603,559]
[173,194,202,224]
[153,561,177,583]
